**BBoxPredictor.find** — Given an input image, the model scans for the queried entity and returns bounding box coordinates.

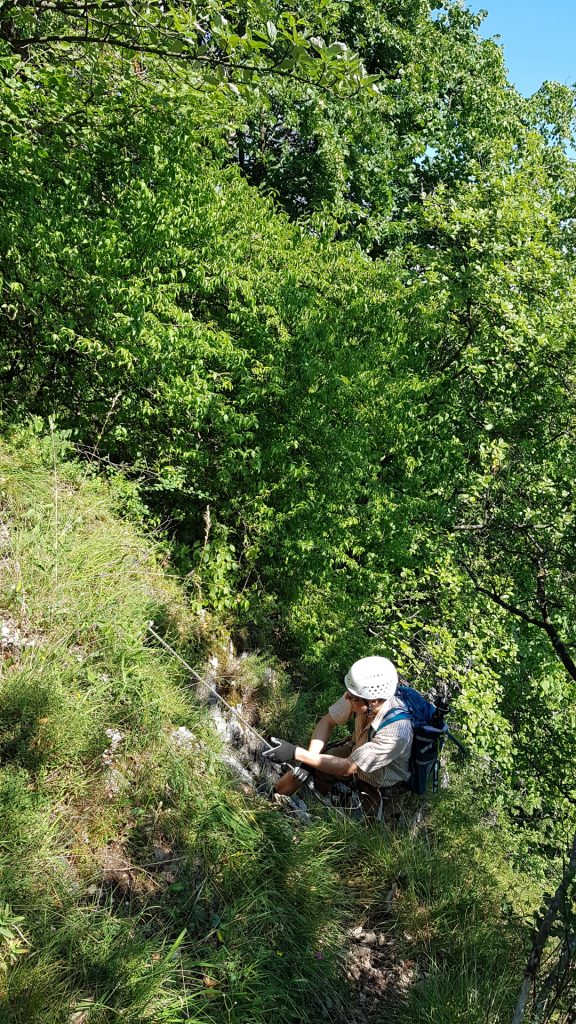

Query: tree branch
[13,32,344,90]
[465,569,546,628]
[534,570,576,683]
[465,568,576,683]
[511,832,576,1024]
[538,618,576,683]
[534,935,576,1019]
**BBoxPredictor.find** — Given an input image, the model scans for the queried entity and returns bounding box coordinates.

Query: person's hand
[261,736,297,764]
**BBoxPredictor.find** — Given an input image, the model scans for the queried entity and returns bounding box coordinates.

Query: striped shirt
[328,693,413,788]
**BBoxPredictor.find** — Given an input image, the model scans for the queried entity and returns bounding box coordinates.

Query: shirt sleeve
[328,694,353,726]
[349,718,412,775]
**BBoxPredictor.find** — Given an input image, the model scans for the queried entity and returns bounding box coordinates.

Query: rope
[147,625,489,824]
[147,624,270,749]
[146,624,349,819]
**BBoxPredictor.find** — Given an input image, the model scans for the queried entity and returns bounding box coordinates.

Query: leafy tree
[0,0,374,91]
[230,1,521,251]
[382,126,576,833]
[1,0,575,855]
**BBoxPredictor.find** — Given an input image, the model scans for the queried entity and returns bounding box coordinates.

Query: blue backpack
[370,685,466,795]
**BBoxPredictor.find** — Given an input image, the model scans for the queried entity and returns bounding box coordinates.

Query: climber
[261,656,413,817]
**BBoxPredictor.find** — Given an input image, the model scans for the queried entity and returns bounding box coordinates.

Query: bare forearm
[307,715,334,754]
[294,746,356,777]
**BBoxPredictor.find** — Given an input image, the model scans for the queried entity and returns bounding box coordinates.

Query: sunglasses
[346,693,380,708]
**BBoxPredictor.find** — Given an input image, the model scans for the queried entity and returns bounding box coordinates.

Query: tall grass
[0,431,354,1022]
[0,430,541,1023]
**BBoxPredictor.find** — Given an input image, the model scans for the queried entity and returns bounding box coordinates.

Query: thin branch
[465,567,576,682]
[535,937,576,1019]
[465,570,546,628]
[511,832,576,1024]
[534,570,576,682]
[14,33,345,89]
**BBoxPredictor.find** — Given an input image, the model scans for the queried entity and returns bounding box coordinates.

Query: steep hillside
[0,431,543,1024]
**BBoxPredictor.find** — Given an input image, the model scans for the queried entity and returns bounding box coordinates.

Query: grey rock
[222,754,254,786]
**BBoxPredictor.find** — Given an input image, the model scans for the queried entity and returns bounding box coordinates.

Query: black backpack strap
[446,730,468,756]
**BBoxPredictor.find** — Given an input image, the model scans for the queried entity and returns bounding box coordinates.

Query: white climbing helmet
[344,656,398,701]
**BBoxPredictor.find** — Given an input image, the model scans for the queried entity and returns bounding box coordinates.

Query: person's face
[345,692,385,719]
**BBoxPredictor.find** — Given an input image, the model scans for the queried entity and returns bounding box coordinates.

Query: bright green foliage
[0,44,403,641]
[0,0,377,95]
[389,134,576,835]
[233,0,520,246]
[2,0,576,838]
[0,0,575,975]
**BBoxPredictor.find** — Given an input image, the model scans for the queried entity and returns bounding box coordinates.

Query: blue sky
[471,0,576,96]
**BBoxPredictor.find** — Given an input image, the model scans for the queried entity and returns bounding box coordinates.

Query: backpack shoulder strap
[368,709,411,740]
